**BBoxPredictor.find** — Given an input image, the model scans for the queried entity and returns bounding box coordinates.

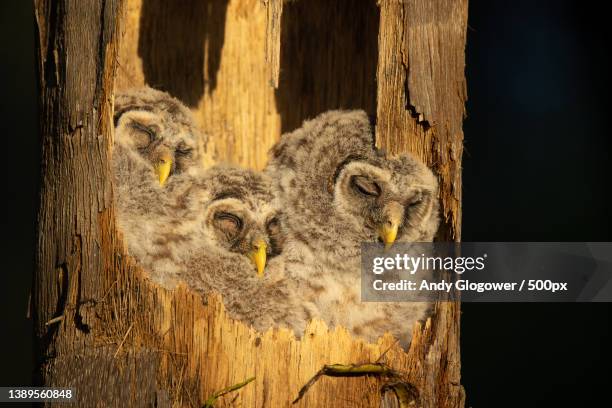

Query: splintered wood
[376,0,467,242]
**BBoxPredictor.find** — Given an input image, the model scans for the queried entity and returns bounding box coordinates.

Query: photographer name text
[372,279,568,293]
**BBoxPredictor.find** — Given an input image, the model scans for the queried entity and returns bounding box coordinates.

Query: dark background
[1,1,610,407]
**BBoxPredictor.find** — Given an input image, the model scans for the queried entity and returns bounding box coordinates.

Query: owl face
[114,87,201,186]
[334,159,438,246]
[266,110,439,263]
[182,167,284,277]
[115,109,196,185]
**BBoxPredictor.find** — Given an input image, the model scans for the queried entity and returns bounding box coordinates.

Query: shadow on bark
[274,0,380,133]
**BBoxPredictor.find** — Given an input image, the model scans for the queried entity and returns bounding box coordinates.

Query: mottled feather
[266,110,440,347]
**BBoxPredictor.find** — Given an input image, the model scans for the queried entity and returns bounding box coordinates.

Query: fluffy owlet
[265,110,440,346]
[115,158,311,333]
[112,87,202,282]
[174,167,314,333]
[113,87,202,187]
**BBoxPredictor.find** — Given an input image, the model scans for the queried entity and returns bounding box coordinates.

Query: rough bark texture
[376,0,466,242]
[375,2,467,406]
[34,0,467,406]
[33,0,163,405]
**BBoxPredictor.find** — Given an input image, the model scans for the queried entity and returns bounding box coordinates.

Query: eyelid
[175,144,193,156]
[130,122,157,140]
[351,175,381,197]
[215,212,243,230]
[408,190,428,207]
[266,217,280,229]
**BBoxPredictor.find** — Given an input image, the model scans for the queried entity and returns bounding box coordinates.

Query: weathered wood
[376,0,466,241]
[33,0,161,405]
[263,0,283,88]
[376,1,467,406]
[35,0,467,406]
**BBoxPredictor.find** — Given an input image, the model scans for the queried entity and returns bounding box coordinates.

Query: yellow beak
[154,156,172,186]
[378,201,403,249]
[379,221,399,248]
[248,239,267,278]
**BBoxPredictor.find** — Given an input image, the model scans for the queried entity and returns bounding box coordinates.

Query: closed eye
[351,175,381,197]
[130,122,156,141]
[213,212,243,239]
[266,217,280,233]
[175,148,193,157]
[403,191,430,226]
[408,197,422,208]
[407,190,427,208]
[128,121,158,151]
[175,141,194,157]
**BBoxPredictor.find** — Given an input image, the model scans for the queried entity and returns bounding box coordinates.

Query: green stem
[202,376,256,408]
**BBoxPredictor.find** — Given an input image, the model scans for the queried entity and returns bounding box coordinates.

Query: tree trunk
[34,0,467,406]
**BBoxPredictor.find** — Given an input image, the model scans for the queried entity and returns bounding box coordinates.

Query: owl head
[266,110,439,263]
[333,153,440,245]
[176,166,284,277]
[113,87,203,186]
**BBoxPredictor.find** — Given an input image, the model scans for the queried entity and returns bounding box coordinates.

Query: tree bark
[33,0,162,406]
[34,0,467,406]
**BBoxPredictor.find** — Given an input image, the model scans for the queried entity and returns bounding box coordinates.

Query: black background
[1,1,610,407]
[462,2,611,407]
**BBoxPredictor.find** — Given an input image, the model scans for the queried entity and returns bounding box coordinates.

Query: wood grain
[376,0,467,241]
[264,0,283,88]
[376,1,467,406]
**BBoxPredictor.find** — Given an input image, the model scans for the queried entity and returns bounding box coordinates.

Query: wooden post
[34,0,467,406]
[375,2,466,405]
[32,0,162,405]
